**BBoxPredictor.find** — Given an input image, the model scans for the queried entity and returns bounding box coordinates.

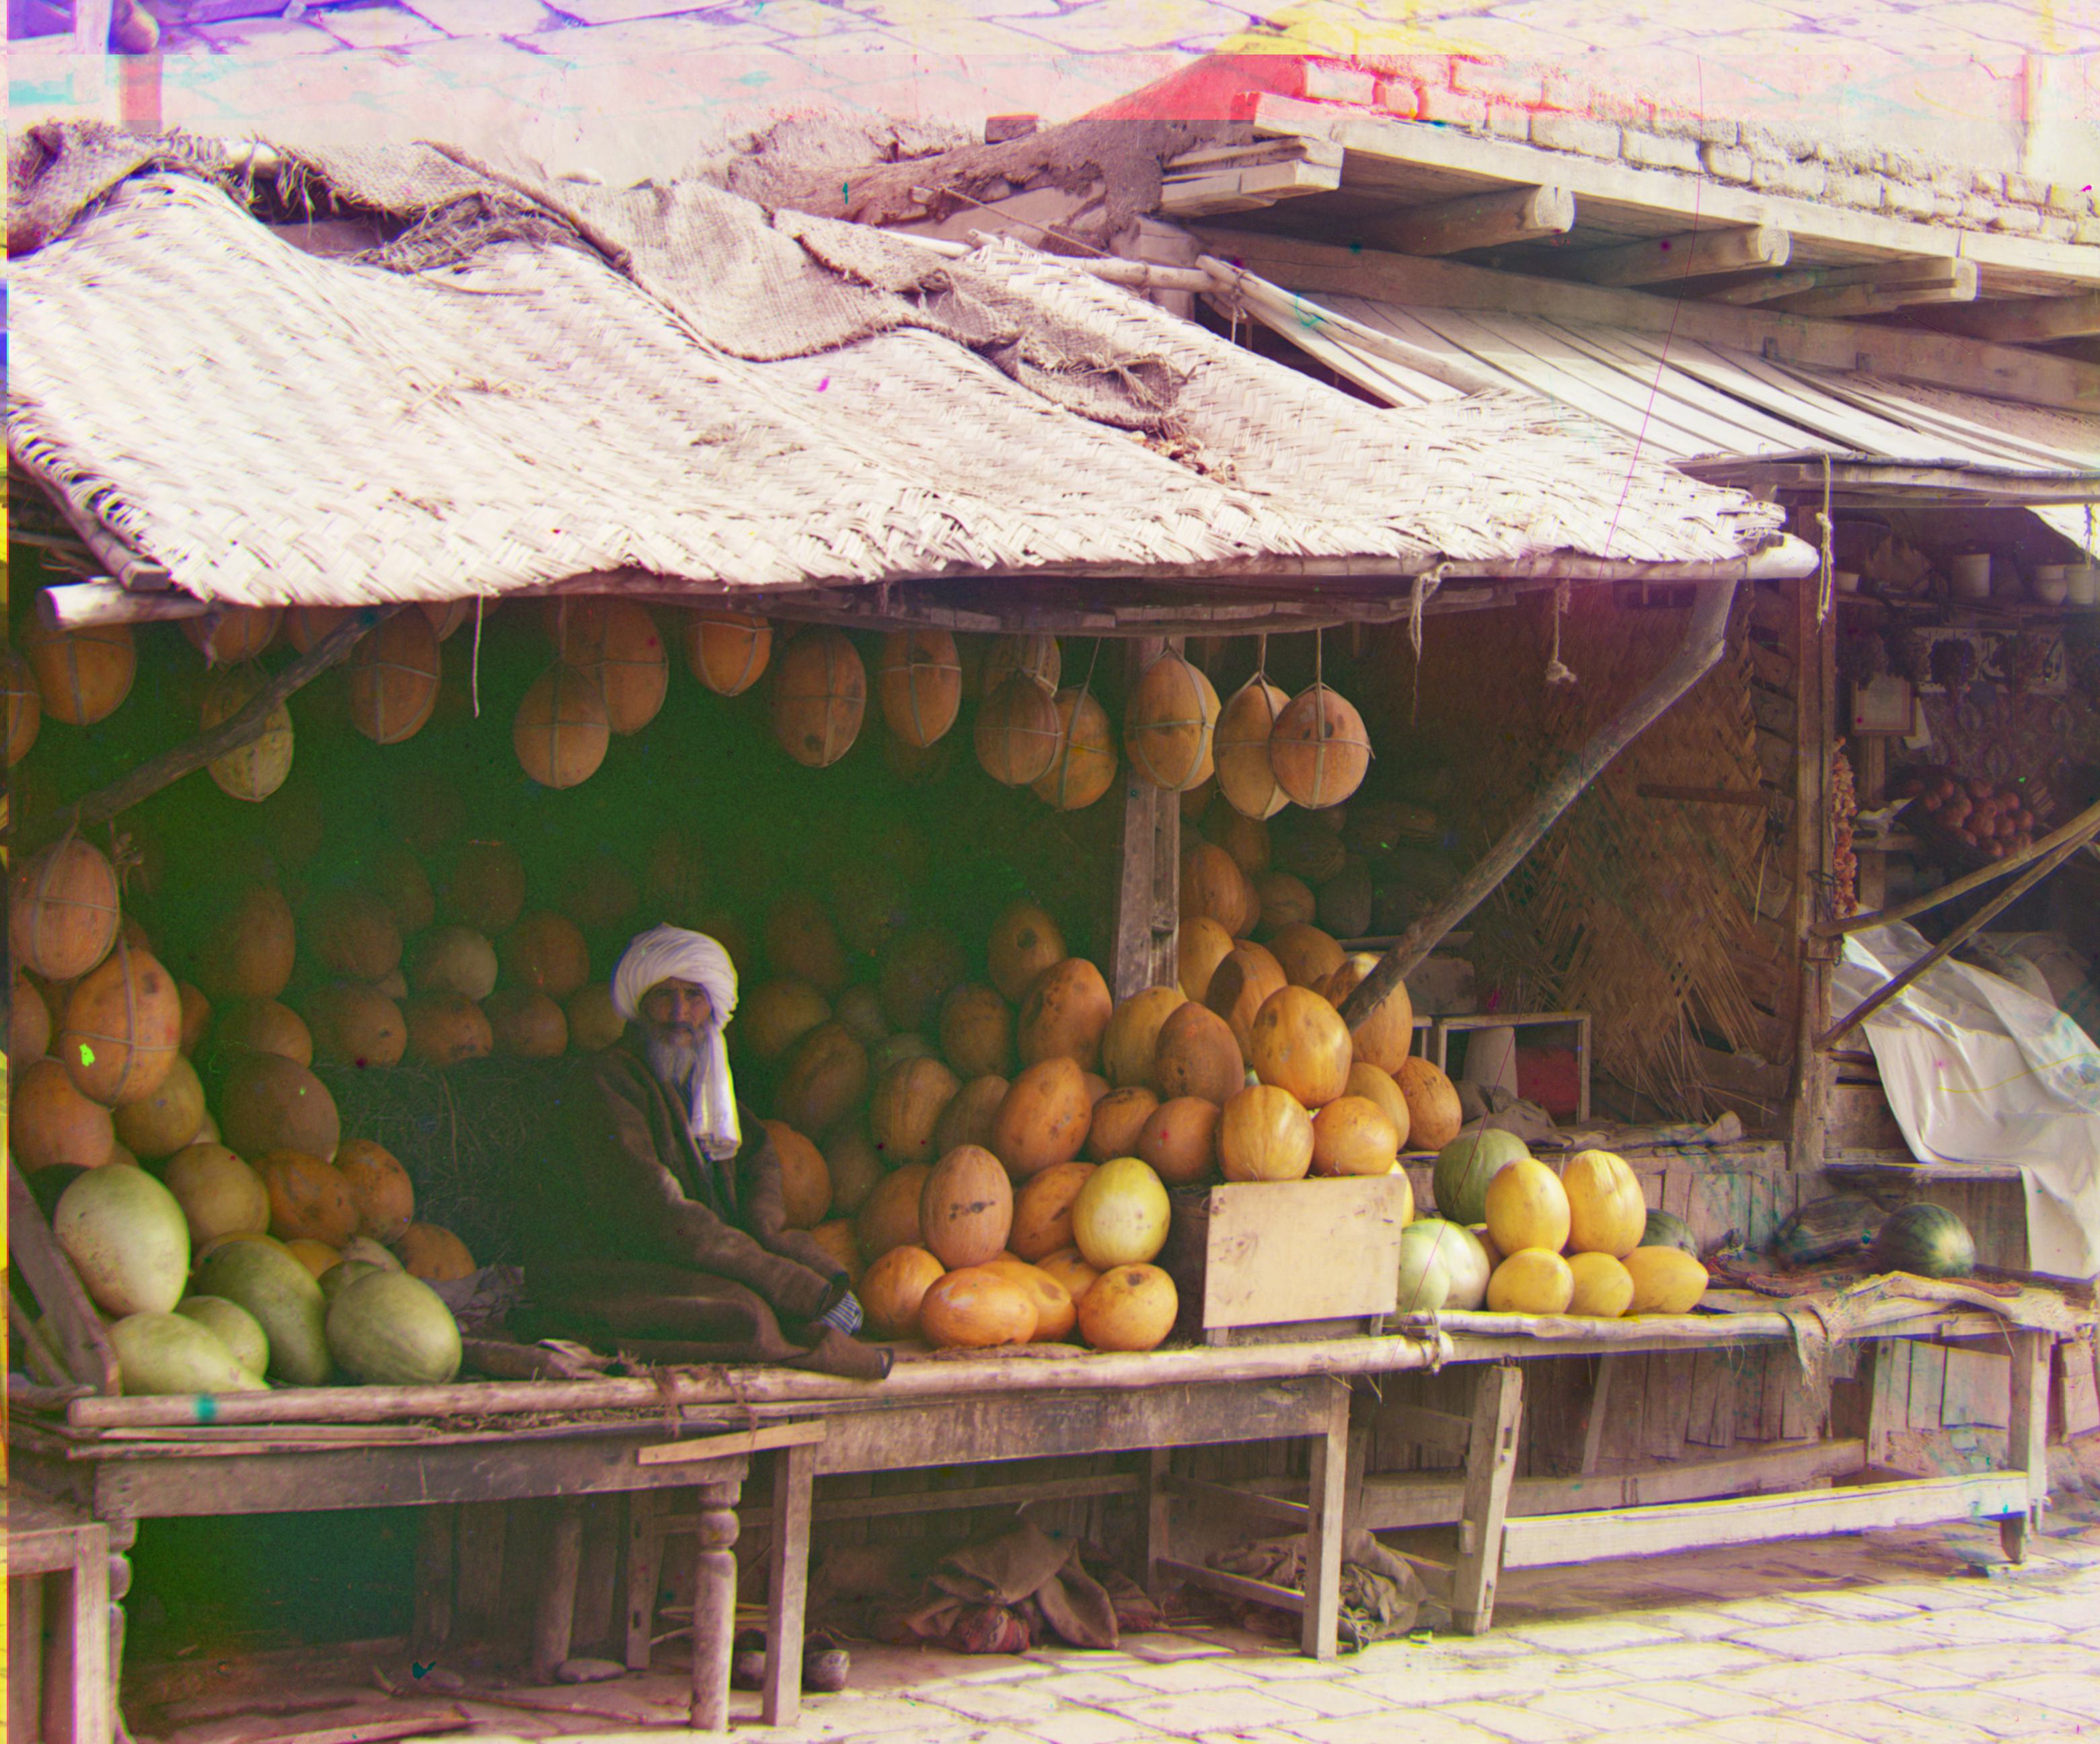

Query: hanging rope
[471,596,486,719]
[1544,579,1577,687]
[1814,452,1836,625]
[1407,562,1449,724]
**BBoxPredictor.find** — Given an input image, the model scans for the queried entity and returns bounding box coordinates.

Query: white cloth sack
[1834,922,2100,1280]
[611,925,742,1162]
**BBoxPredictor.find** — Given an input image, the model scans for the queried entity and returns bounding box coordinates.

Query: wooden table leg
[688,1484,740,1732]
[1580,1355,1620,1476]
[1301,1376,1350,1662]
[412,1505,455,1661]
[532,1502,585,1684]
[12,1570,46,1744]
[1142,1448,1172,1598]
[1452,1364,1523,1637]
[762,1440,815,1728]
[2003,1330,2052,1563]
[107,1523,135,1744]
[48,1519,112,1744]
[626,1492,663,1671]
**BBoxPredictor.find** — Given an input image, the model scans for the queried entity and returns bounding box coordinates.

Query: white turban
[611,925,742,1162]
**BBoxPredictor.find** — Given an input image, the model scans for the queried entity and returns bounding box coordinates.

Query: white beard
[646,1032,701,1096]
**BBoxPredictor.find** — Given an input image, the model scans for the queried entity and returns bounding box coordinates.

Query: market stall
[7,125,2092,1743]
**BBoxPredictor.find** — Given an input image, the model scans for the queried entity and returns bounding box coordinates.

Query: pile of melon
[1402,1129,1711,1320]
[10,835,475,1396]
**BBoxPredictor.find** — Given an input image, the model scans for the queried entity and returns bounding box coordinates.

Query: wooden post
[1861,1342,1903,1468]
[1451,1364,1523,1636]
[688,1488,740,1732]
[47,1519,113,1744]
[1789,570,1838,1170]
[454,1503,507,1639]
[624,1492,662,1672]
[412,1505,456,1661]
[573,1497,621,1660]
[11,1572,45,1744]
[761,1440,817,1728]
[1142,1447,1173,1597]
[1579,1356,1620,1476]
[1301,1377,1351,1661]
[1113,636,1180,1000]
[2003,1330,2052,1563]
[531,1501,585,1683]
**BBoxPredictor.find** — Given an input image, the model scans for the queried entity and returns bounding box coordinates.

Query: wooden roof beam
[1914,292,2100,345]
[1764,258,1978,319]
[1160,136,1343,219]
[1357,184,1573,257]
[1566,224,1790,287]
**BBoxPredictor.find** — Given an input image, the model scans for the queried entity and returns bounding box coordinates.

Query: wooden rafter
[1764,258,1978,319]
[1914,291,2100,346]
[1567,224,1790,287]
[1357,184,1573,257]
[1160,136,1343,219]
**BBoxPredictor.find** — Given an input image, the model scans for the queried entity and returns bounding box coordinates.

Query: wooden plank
[10,1572,44,1744]
[1501,1470,2034,1568]
[1156,1556,1307,1614]
[761,1439,816,1728]
[1579,1356,1618,1475]
[624,1492,661,1673]
[1789,570,1837,1173]
[411,1505,455,1658]
[1648,1351,1700,1459]
[1113,637,1170,1001]
[1359,1439,1867,1529]
[1906,1342,1947,1431]
[636,1421,825,1468]
[2058,1338,2100,1439]
[1567,225,1790,287]
[1938,1347,2012,1430]
[1302,1377,1351,1661]
[1161,157,1342,217]
[1451,1365,1523,1635]
[1193,221,2100,412]
[1201,1175,1408,1331]
[1388,1405,1474,1460]
[455,1503,507,1636]
[572,1496,621,1659]
[1361,184,1574,256]
[1918,291,2100,344]
[1163,1472,1314,1525]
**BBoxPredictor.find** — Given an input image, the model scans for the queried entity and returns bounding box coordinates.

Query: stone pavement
[424,1499,2100,1744]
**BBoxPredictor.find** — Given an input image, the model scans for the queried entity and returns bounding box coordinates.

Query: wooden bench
[7,1490,127,1744]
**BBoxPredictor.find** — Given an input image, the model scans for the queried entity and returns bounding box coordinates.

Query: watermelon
[111,1312,267,1396]
[326,1271,463,1386]
[176,1295,270,1377]
[53,1164,192,1316]
[1431,1127,1530,1227]
[1641,1209,1700,1258]
[192,1238,332,1384]
[1773,1197,1884,1268]
[1871,1203,1975,1280]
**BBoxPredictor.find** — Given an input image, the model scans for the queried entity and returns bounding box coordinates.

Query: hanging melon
[683,609,773,696]
[4,648,42,765]
[1215,677,1290,820]
[184,606,280,667]
[58,937,182,1105]
[282,605,350,654]
[1271,683,1372,810]
[9,832,120,981]
[982,633,1060,699]
[553,599,668,735]
[20,617,136,725]
[975,674,1061,787]
[11,1055,117,1172]
[1032,687,1117,811]
[1124,652,1220,792]
[423,599,475,641]
[876,628,962,748]
[514,664,611,788]
[771,628,866,767]
[346,611,442,745]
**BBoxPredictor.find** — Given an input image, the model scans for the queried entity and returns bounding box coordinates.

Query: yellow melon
[919,1145,1015,1270]
[1076,1263,1178,1352]
[1204,944,1286,1059]
[1565,1251,1635,1319]
[1070,1157,1172,1268]
[1036,1246,1100,1306]
[1309,1096,1400,1178]
[1624,1246,1711,1315]
[1486,1248,1575,1315]
[990,1057,1092,1178]
[1100,986,1187,1089]
[1248,985,1353,1109]
[1344,1063,1412,1151]
[1484,1158,1572,1257]
[393,1222,476,1283]
[1176,916,1236,1003]
[286,1238,343,1280]
[1217,1084,1314,1182]
[1562,1149,1647,1259]
[1396,1057,1463,1151]
[869,1055,961,1166]
[1268,921,1344,991]
[1213,677,1289,821]
[1320,954,1417,1077]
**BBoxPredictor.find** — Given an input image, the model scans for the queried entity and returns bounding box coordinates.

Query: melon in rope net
[4,647,43,765]
[975,675,1061,787]
[11,1057,115,1170]
[682,610,773,696]
[184,606,280,667]
[1214,677,1290,820]
[283,605,350,653]
[515,663,611,788]
[552,599,669,734]
[58,938,182,1106]
[1031,688,1117,811]
[10,833,121,982]
[1124,652,1220,792]
[20,617,136,725]
[13,969,52,1063]
[346,610,442,744]
[771,628,866,767]
[1269,683,1371,810]
[981,633,1060,699]
[200,662,294,801]
[875,627,963,748]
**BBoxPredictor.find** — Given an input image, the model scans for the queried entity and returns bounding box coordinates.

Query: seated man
[518,923,886,1379]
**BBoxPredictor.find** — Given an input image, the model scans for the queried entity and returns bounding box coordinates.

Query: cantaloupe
[1136,1097,1220,1186]
[861,1245,945,1338]
[1431,1127,1529,1227]
[485,989,568,1059]
[1032,687,1117,812]
[855,1163,932,1262]
[919,1266,1037,1348]
[919,1145,1014,1269]
[1623,1246,1710,1315]
[1086,1086,1159,1163]
[1070,1157,1170,1268]
[870,1055,961,1166]
[1077,1264,1177,1351]
[214,999,314,1067]
[1565,1251,1635,1319]
[334,1139,415,1243]
[164,1144,272,1248]
[553,599,669,736]
[776,1022,868,1135]
[54,1164,191,1316]
[113,1053,207,1160]
[1318,954,1417,1078]
[112,1312,266,1396]
[683,610,773,696]
[1396,1058,1464,1152]
[1149,1001,1242,1108]
[1483,1157,1571,1257]
[1487,1248,1575,1315]
[1100,987,1187,1089]
[1204,944,1286,1059]
[307,888,403,982]
[393,1222,476,1283]
[1217,1084,1314,1182]
[1010,1162,1097,1261]
[1310,1096,1400,1178]
[762,1121,832,1229]
[987,902,1064,1004]
[1210,806,1272,877]
[1176,916,1236,1004]
[771,628,865,768]
[176,1295,270,1377]
[990,1058,1092,1178]
[1563,1149,1646,1259]
[326,1269,463,1385]
[1125,652,1218,792]
[932,1075,1007,1158]
[305,984,407,1069]
[58,940,181,1106]
[192,1237,333,1384]
[1213,677,1289,821]
[1254,872,1316,935]
[1016,958,1113,1071]
[937,984,1014,1080]
[822,1128,885,1219]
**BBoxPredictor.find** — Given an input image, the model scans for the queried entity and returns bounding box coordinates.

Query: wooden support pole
[1915,290,2100,345]
[1112,636,1178,1001]
[1301,1377,1351,1662]
[412,1506,457,1660]
[1339,577,1739,1024]
[1766,259,1979,319]
[624,1492,662,1672]
[1451,1364,1523,1636]
[1143,1447,1173,1598]
[531,1502,585,1683]
[1637,783,1791,812]
[761,1439,817,1729]
[687,1489,740,1732]
[1363,184,1574,256]
[2003,1330,2052,1565]
[1789,570,1838,1170]
[1569,224,1790,287]
[17,605,391,852]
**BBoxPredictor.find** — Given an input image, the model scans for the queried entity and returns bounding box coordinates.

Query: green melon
[1425,1219,1493,1310]
[319,1259,387,1303]
[325,1270,462,1386]
[111,1312,267,1396]
[1392,1220,1456,1314]
[1773,1197,1883,1269]
[1871,1203,1976,1280]
[175,1295,270,1377]
[192,1237,332,1384]
[1641,1209,1700,1258]
[1431,1128,1531,1227]
[53,1164,192,1316]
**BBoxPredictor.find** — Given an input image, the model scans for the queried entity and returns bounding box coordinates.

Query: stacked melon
[1415,1132,1711,1320]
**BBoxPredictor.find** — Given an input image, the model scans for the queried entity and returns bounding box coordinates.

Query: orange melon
[1086,1086,1160,1163]
[1176,916,1236,1004]
[742,979,832,1063]
[1269,922,1344,991]
[498,911,591,1001]
[307,888,403,982]
[1213,678,1289,821]
[1100,986,1187,1089]
[1031,687,1117,811]
[1248,985,1353,1110]
[184,605,280,666]
[305,985,406,1069]
[1396,1057,1464,1151]
[163,1143,270,1247]
[876,928,965,1033]
[987,902,1065,1003]
[1270,684,1370,810]
[808,1219,862,1285]
[552,599,668,736]
[21,618,135,725]
[1345,1063,1412,1151]
[393,1222,476,1283]
[776,1021,870,1135]
[1203,944,1287,1059]
[1137,1096,1221,1186]
[1254,872,1316,936]
[406,995,494,1066]
[3,647,42,766]
[869,1055,961,1166]
[215,999,315,1067]
[1320,954,1417,1077]
[682,610,772,696]
[1218,1084,1314,1182]
[762,1120,832,1229]
[875,628,962,748]
[975,674,1061,787]
[989,1057,1093,1178]
[932,1074,1008,1158]
[860,1244,945,1338]
[9,833,121,982]
[1016,958,1113,1071]
[765,896,847,993]
[178,983,212,1057]
[567,984,626,1052]
[1148,1001,1242,1108]
[11,1056,117,1172]
[983,1258,1076,1340]
[260,1150,360,1246]
[1310,1096,1401,1178]
[771,628,865,767]
[196,884,297,1001]
[12,968,51,1064]
[486,989,568,1058]
[58,939,181,1105]
[1076,1263,1178,1351]
[981,633,1060,698]
[854,1163,932,1262]
[1125,652,1219,792]
[822,1128,885,1218]
[919,1144,1014,1269]
[335,1139,415,1243]
[346,610,441,745]
[919,1266,1038,1347]
[1009,1162,1098,1262]
[1181,841,1255,939]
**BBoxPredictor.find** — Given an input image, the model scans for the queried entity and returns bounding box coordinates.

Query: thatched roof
[6,128,1801,615]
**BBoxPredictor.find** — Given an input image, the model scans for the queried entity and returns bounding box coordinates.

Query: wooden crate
[1162,1176,1409,1346]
